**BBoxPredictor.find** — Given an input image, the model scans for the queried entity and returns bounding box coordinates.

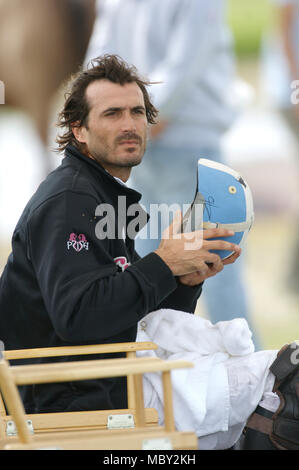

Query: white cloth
[136,308,278,449]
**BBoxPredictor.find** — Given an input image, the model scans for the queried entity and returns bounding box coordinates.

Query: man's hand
[178,249,241,286]
[154,211,242,284]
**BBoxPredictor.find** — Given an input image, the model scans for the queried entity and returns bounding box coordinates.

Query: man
[0,55,240,415]
[84,0,261,349]
[0,55,298,451]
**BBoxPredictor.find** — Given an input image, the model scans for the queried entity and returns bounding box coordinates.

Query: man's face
[74,79,148,181]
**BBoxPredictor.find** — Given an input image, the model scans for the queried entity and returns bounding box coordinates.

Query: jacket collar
[64,144,143,203]
[64,145,149,237]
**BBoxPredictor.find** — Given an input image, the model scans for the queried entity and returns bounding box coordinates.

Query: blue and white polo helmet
[182,158,254,259]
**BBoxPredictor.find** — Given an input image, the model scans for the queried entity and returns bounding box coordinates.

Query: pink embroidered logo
[67,233,89,252]
[114,256,131,272]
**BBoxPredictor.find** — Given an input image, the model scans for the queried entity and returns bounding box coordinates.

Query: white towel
[136,309,255,438]
[137,309,254,356]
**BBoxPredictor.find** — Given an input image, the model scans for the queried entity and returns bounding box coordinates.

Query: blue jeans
[129,143,262,349]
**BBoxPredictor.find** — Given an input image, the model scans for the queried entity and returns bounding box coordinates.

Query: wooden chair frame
[0,342,159,439]
[0,347,197,450]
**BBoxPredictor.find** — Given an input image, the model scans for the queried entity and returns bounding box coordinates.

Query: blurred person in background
[261,0,299,294]
[85,0,262,348]
[275,0,299,294]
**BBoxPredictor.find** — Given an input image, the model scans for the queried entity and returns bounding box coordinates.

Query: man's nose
[120,112,137,132]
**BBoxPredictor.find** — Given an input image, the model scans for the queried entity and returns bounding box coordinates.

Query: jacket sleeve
[27,191,178,343]
[133,250,203,314]
[157,281,203,313]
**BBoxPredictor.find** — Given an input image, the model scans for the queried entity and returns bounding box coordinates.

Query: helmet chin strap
[202,219,254,232]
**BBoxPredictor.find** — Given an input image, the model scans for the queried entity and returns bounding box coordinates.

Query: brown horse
[0,0,95,145]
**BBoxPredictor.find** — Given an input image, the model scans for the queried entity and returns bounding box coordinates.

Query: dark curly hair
[56,54,159,153]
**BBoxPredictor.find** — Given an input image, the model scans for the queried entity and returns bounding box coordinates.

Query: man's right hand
[154,211,241,279]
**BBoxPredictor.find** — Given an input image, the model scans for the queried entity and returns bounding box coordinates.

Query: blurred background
[0,0,298,349]
[196,0,299,348]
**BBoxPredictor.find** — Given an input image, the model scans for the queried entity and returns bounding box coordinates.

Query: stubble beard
[89,133,147,170]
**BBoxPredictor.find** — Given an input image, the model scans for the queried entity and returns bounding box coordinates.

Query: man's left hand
[178,248,241,286]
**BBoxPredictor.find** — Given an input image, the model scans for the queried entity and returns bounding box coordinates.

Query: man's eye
[104,109,121,117]
[134,109,145,114]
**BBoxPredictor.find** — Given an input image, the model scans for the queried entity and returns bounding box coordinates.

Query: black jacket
[0,145,202,413]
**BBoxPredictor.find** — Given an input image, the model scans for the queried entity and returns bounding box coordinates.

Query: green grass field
[228,0,276,57]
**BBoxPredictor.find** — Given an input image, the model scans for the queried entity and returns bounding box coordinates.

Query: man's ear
[71,122,87,143]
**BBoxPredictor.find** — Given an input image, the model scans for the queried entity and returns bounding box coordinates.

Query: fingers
[157,222,241,278]
[202,228,235,240]
[222,248,242,265]
[163,225,236,244]
[203,238,239,254]
[162,210,183,238]
[180,227,234,241]
[185,253,225,283]
[181,227,236,249]
[204,252,223,272]
[187,253,223,280]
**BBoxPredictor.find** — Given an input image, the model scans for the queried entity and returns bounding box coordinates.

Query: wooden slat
[3,341,157,360]
[126,350,137,409]
[0,393,6,418]
[11,357,194,386]
[0,352,197,451]
[0,360,33,444]
[2,342,158,421]
[11,356,157,375]
[10,357,159,384]
[0,408,158,434]
[132,373,145,428]
[3,428,198,450]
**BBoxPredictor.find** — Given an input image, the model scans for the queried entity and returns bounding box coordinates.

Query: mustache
[115,132,142,144]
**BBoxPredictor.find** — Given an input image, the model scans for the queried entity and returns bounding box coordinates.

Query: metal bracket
[142,437,173,450]
[6,419,34,436]
[107,413,135,429]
